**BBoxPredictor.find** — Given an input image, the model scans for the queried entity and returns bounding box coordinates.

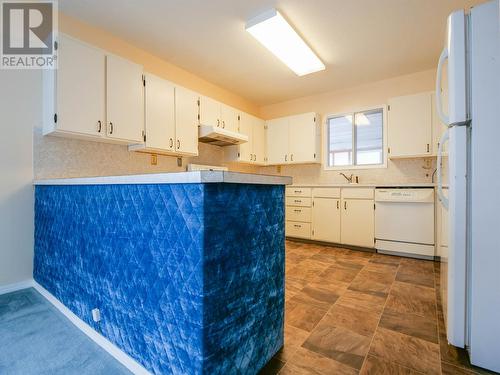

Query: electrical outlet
[92,308,101,322]
[151,154,158,166]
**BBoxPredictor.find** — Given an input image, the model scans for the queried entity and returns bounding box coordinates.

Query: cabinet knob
[97,121,102,133]
[109,122,113,135]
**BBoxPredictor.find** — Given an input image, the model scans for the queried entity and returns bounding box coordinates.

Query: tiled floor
[260,240,497,375]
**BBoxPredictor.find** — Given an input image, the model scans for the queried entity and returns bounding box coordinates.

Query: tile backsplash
[33,126,258,180]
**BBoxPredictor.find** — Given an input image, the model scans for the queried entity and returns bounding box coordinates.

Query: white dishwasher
[375,188,435,259]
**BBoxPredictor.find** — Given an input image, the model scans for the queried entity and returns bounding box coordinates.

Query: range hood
[198,124,249,146]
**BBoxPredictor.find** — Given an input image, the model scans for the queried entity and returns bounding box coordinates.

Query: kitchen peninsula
[33,171,292,374]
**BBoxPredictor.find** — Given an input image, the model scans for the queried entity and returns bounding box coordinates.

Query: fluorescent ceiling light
[246,9,325,76]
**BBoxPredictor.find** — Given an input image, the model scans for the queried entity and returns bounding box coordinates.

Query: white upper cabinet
[253,118,267,164]
[44,34,106,138]
[224,113,267,165]
[106,55,144,143]
[266,112,320,165]
[199,96,240,132]
[289,112,319,163]
[44,34,144,145]
[266,117,289,164]
[142,73,175,151]
[174,86,199,156]
[432,91,449,155]
[129,75,198,156]
[388,92,433,158]
[220,104,240,133]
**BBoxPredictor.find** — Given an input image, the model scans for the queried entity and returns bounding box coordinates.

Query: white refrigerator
[435,0,500,372]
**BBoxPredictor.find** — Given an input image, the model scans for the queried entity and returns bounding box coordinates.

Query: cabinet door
[199,96,221,127]
[432,91,449,155]
[175,86,199,155]
[312,198,341,243]
[388,92,432,157]
[289,113,317,163]
[341,199,375,248]
[56,34,105,137]
[238,113,253,162]
[221,104,240,132]
[266,117,289,164]
[106,54,144,143]
[253,118,267,164]
[144,74,175,151]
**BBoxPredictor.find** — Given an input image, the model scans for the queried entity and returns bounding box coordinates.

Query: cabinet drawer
[313,188,341,198]
[286,187,312,197]
[341,188,374,199]
[286,197,312,207]
[286,221,311,239]
[286,207,312,222]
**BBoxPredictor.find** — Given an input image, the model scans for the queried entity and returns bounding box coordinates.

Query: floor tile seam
[361,262,400,373]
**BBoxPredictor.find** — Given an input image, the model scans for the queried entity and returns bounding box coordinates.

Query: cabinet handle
[294,224,302,228]
[97,121,102,133]
[222,121,225,129]
[169,138,173,148]
[294,190,302,193]
[291,154,294,162]
[337,201,340,209]
[285,155,287,162]
[109,122,113,135]
[294,209,302,213]
[344,201,347,210]
[177,140,181,149]
[294,200,301,203]
[426,143,430,153]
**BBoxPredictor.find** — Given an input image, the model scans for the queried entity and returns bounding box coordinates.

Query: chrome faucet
[339,173,354,183]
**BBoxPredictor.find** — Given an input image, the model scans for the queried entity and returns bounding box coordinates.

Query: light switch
[92,308,101,322]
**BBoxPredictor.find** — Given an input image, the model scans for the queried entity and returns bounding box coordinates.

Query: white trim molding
[1,279,150,375]
[31,282,151,375]
[0,280,35,295]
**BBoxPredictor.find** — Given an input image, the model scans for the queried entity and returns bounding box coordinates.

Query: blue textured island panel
[34,183,285,374]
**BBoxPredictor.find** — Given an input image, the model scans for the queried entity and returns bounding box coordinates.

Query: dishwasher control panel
[375,188,434,203]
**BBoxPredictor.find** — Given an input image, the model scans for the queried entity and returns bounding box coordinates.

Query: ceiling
[59,0,483,106]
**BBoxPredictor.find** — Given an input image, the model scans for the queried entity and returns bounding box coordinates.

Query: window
[326,108,385,168]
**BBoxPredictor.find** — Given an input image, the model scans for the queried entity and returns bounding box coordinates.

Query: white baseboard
[0,279,34,295]
[29,281,150,375]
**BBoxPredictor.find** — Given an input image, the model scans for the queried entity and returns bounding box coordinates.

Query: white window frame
[323,105,388,171]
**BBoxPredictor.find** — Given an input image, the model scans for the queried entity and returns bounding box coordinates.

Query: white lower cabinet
[312,197,341,243]
[286,186,375,248]
[340,198,375,248]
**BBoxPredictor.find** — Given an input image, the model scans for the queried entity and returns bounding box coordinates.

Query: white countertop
[33,171,293,186]
[288,182,436,188]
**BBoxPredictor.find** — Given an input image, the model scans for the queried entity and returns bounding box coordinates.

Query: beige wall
[258,69,438,185]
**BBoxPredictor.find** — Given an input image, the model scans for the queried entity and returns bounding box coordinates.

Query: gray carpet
[0,288,132,375]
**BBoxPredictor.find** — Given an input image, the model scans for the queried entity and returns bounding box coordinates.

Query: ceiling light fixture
[246,9,325,76]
